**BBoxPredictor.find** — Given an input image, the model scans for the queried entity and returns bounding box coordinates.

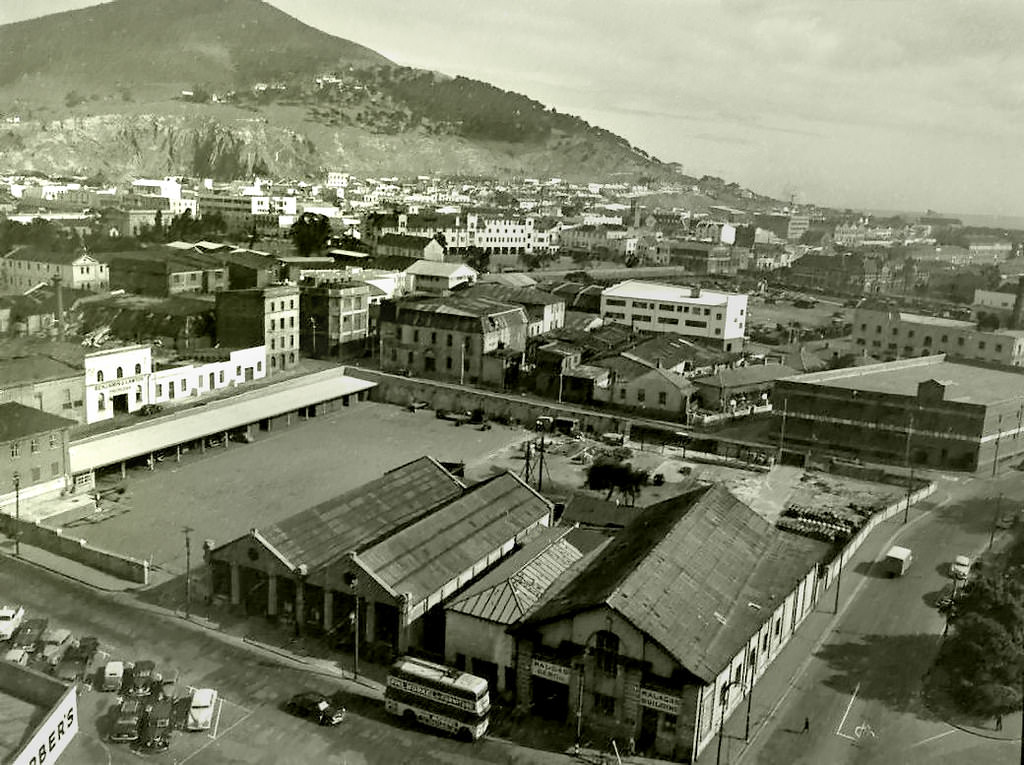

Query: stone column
[229,562,240,606]
[323,589,334,632]
[294,576,305,633]
[267,574,278,616]
[364,598,376,644]
[515,638,533,710]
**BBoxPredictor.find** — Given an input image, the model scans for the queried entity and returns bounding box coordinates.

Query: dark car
[130,660,161,697]
[12,618,47,653]
[55,637,100,682]
[110,698,143,743]
[285,692,346,726]
[137,404,163,416]
[139,698,174,752]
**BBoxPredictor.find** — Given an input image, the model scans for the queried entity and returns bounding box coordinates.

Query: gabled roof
[257,457,465,571]
[446,526,581,624]
[0,402,76,442]
[633,366,695,393]
[479,272,538,288]
[561,493,635,529]
[2,245,96,266]
[521,484,830,683]
[358,471,553,603]
[625,334,729,369]
[406,260,477,278]
[462,284,564,307]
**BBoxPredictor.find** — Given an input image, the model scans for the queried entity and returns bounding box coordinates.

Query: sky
[3,0,1023,218]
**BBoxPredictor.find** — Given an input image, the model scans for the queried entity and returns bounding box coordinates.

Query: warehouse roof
[521,484,829,683]
[781,355,1024,405]
[0,356,81,386]
[692,363,799,389]
[446,526,581,624]
[358,471,553,604]
[259,456,465,570]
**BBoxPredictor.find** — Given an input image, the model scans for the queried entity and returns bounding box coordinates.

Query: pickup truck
[884,545,913,577]
[0,606,24,641]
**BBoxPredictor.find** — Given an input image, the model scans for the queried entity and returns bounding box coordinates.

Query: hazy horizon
[2,0,1021,220]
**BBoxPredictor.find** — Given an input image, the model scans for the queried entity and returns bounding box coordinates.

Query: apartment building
[852,307,1024,367]
[106,251,227,297]
[215,284,300,374]
[299,281,370,358]
[600,280,748,351]
[1,246,109,292]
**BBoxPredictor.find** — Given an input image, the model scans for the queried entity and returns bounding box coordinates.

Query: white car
[951,555,971,580]
[187,688,218,731]
[3,647,29,666]
[0,606,25,641]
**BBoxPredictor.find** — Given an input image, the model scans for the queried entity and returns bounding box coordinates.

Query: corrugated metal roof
[523,484,829,683]
[447,527,582,623]
[261,456,465,571]
[68,370,376,473]
[359,472,552,604]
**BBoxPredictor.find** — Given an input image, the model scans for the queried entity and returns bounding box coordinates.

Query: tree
[291,212,331,256]
[974,683,1020,722]
[464,246,490,274]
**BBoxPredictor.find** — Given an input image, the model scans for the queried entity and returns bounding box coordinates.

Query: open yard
[44,402,528,581]
[747,295,848,332]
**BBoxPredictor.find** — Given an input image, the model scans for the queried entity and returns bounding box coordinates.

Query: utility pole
[903,412,914,524]
[834,562,842,615]
[993,413,1004,478]
[537,433,545,493]
[12,472,20,557]
[183,526,194,619]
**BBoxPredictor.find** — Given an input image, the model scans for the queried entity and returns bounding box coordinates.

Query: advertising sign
[13,684,78,765]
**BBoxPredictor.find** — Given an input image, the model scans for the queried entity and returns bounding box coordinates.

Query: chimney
[52,274,65,343]
[1011,278,1024,330]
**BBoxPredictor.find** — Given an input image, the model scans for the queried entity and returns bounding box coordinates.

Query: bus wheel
[403,710,417,725]
[457,727,473,742]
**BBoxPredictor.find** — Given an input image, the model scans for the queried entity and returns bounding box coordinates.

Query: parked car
[3,647,29,666]
[39,628,75,668]
[285,692,346,726]
[137,404,163,417]
[0,605,25,641]
[186,688,218,731]
[131,660,161,697]
[950,555,971,581]
[103,660,126,692]
[12,618,47,652]
[110,698,143,743]
[139,698,174,751]
[69,636,99,665]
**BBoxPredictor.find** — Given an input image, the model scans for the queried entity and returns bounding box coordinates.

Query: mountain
[0,0,703,189]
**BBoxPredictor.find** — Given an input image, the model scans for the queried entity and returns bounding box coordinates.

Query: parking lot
[45,402,527,579]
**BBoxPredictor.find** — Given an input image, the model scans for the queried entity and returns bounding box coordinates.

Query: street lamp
[12,471,20,557]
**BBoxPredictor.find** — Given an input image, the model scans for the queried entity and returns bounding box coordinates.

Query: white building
[84,345,267,423]
[406,261,478,294]
[600,280,748,351]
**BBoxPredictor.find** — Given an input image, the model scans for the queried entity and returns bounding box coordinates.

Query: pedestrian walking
[997,714,1003,731]
[628,735,636,756]
[803,717,810,733]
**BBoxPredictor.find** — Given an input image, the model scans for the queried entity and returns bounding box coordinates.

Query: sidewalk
[696,497,940,765]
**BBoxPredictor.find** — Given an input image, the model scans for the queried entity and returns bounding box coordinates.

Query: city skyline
[3,0,1022,219]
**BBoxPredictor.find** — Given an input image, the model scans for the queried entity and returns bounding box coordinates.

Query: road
[729,472,1024,765]
[1,558,562,765]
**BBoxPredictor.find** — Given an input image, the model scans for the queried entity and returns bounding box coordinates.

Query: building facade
[600,280,747,351]
[299,281,370,358]
[0,357,86,423]
[1,247,109,292]
[0,403,75,508]
[215,285,300,374]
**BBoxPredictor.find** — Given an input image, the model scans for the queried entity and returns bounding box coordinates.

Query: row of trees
[586,454,649,506]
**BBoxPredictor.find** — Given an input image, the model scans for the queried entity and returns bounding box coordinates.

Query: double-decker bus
[384,656,490,741]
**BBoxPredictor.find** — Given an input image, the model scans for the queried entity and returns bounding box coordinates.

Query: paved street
[45,402,527,578]
[709,471,1024,765]
[1,557,566,765]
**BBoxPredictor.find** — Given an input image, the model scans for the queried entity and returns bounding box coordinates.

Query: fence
[819,480,936,592]
[0,514,149,584]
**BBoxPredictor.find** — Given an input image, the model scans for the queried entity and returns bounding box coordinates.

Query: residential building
[0,403,75,507]
[444,526,586,694]
[405,260,478,294]
[600,280,748,351]
[786,252,897,294]
[851,307,1024,367]
[608,364,695,419]
[215,285,300,374]
[198,192,296,232]
[366,212,478,253]
[106,251,228,297]
[966,236,1013,263]
[379,296,527,386]
[1,246,109,292]
[511,484,828,763]
[551,283,605,314]
[773,355,1024,472]
[691,363,799,411]
[621,334,732,377]
[461,284,565,337]
[373,233,445,261]
[299,281,370,358]
[653,240,735,275]
[973,280,1023,323]
[205,457,553,656]
[0,356,86,423]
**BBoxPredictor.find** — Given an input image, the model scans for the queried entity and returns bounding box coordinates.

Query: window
[716,313,723,320]
[957,337,965,346]
[876,325,882,334]
[447,334,453,347]
[703,308,710,316]
[181,378,187,391]
[892,328,898,336]
[619,389,626,400]
[446,357,453,370]
[685,320,708,328]
[594,630,619,674]
[658,391,667,406]
[135,386,142,403]
[289,353,295,363]
[413,330,420,343]
[271,357,277,369]
[659,303,675,311]
[271,339,275,350]
[979,341,987,350]
[30,439,38,454]
[660,713,678,735]
[116,366,123,378]
[715,329,721,335]
[860,324,867,332]
[257,361,262,372]
[408,351,414,364]
[593,693,616,716]
[31,467,40,482]
[290,316,294,328]
[97,370,104,383]
[996,344,1003,353]
[923,336,932,347]
[941,335,948,343]
[10,441,19,458]
[290,299,294,309]
[49,433,57,449]
[657,317,679,325]
[908,330,915,339]
[606,298,626,307]
[156,383,163,397]
[98,393,106,411]
[431,332,437,344]
[219,371,225,383]
[637,389,646,403]
[51,462,60,477]
[270,318,276,330]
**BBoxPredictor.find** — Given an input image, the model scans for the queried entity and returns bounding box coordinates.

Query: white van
[103,660,125,692]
